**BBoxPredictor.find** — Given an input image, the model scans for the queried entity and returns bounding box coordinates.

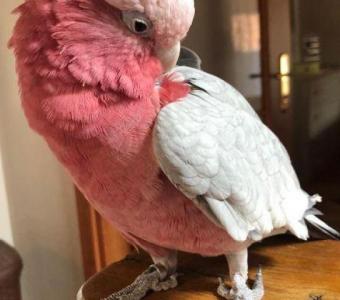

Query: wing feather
[153,67,305,242]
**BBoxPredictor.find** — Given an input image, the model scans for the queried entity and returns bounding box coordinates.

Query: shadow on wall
[0,1,84,300]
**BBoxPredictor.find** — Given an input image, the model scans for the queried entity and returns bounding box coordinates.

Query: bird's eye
[122,11,153,37]
[133,19,148,33]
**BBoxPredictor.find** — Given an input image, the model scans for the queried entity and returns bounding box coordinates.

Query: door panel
[266,0,294,153]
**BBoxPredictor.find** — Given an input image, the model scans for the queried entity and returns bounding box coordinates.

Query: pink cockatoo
[10,0,339,299]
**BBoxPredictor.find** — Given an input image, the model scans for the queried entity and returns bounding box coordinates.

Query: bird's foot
[102,264,178,300]
[217,268,264,300]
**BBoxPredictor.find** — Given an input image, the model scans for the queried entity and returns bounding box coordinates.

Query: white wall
[0,147,14,245]
[0,1,84,299]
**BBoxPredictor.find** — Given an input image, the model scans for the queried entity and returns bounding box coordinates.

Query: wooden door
[259,0,294,152]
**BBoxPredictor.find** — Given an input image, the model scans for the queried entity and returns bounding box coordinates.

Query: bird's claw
[217,267,264,300]
[151,273,178,291]
[102,265,178,300]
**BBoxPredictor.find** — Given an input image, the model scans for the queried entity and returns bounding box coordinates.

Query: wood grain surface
[79,236,340,300]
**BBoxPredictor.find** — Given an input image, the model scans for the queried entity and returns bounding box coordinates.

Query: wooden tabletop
[78,236,340,300]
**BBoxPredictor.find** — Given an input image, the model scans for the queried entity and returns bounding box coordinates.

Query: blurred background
[0,0,339,299]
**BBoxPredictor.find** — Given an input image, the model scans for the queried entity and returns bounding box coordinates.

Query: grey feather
[177,47,202,69]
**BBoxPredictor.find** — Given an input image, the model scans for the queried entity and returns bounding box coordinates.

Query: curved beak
[155,42,181,73]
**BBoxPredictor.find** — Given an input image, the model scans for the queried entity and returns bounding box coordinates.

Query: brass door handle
[279,53,291,112]
[249,53,291,112]
[249,73,291,79]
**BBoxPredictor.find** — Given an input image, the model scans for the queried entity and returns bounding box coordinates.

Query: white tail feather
[310,194,322,204]
[305,214,340,240]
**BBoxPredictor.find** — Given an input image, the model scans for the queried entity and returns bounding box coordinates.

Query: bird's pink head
[104,0,195,72]
[105,0,195,47]
[11,0,195,100]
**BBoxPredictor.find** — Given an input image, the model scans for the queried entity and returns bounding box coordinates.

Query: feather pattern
[154,66,315,242]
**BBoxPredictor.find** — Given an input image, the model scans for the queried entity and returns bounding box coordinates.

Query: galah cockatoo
[10,0,339,299]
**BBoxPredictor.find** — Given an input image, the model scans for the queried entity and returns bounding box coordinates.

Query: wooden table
[78,236,340,300]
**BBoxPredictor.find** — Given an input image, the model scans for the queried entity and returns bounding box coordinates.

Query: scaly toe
[217,268,264,300]
[217,277,230,298]
[251,267,264,300]
[151,273,179,291]
[102,265,178,300]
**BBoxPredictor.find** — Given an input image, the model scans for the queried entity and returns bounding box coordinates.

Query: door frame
[258,0,273,127]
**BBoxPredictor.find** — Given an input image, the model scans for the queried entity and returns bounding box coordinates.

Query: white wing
[153,66,311,242]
